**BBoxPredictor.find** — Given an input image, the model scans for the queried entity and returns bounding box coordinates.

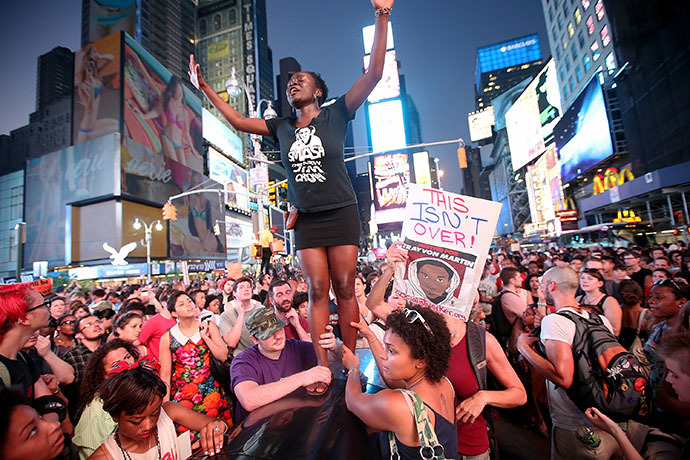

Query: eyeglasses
[26,300,51,313]
[78,318,102,332]
[402,308,434,336]
[59,320,75,326]
[653,278,682,291]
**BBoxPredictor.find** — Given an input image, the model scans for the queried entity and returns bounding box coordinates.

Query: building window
[552,26,559,42]
[586,15,595,34]
[605,52,616,73]
[563,85,570,100]
[229,9,237,24]
[600,25,611,47]
[560,65,567,81]
[562,35,568,50]
[571,45,579,61]
[578,30,586,49]
[581,0,591,9]
[595,0,605,20]
[568,22,575,38]
[549,6,555,21]
[591,40,601,60]
[569,76,575,92]
[575,65,583,82]
[200,19,207,35]
[565,54,572,71]
[574,7,582,24]
[556,44,562,60]
[213,14,221,31]
[583,53,591,71]
[557,12,564,30]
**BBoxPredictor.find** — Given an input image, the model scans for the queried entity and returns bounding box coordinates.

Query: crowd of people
[1,240,689,459]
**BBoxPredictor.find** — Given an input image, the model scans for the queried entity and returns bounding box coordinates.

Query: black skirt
[293,204,361,250]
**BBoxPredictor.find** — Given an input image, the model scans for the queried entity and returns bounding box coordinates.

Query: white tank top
[101,407,179,460]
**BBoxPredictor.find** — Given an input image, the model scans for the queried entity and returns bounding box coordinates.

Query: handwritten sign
[394,184,501,320]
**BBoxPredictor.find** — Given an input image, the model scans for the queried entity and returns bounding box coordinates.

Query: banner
[393,185,501,320]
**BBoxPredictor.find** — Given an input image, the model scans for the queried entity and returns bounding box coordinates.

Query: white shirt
[540,307,614,430]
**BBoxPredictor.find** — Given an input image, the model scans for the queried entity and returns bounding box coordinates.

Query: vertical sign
[241,0,257,110]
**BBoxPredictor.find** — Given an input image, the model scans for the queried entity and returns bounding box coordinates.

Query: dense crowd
[1,240,689,460]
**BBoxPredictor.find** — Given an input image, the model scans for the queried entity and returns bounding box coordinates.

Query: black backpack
[487,291,514,350]
[557,310,650,422]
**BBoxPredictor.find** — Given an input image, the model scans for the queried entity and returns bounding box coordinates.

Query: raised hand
[188,54,201,90]
[371,0,394,10]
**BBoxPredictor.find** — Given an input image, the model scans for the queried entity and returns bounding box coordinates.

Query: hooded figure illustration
[395,256,464,309]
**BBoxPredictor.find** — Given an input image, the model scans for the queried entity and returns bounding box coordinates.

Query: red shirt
[283,315,310,340]
[139,314,177,360]
[446,335,490,456]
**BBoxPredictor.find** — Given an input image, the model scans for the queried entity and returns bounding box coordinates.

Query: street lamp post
[225,67,277,232]
[133,218,163,283]
[434,157,444,191]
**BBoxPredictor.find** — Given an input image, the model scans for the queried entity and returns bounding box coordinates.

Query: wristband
[375,7,391,17]
[367,337,379,344]
[347,368,360,377]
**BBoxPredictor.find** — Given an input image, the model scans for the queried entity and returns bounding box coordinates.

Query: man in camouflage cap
[230,306,337,422]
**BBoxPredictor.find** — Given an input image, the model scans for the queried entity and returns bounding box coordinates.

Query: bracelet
[347,368,360,377]
[367,337,379,345]
[375,7,391,17]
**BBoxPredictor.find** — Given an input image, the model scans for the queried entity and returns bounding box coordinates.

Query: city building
[35,46,74,112]
[475,34,543,110]
[0,171,24,280]
[275,57,301,118]
[540,0,618,108]
[81,0,196,86]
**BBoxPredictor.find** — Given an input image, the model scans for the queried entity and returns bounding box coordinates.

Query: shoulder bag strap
[0,361,10,387]
[635,308,647,335]
[466,322,488,391]
[388,389,447,460]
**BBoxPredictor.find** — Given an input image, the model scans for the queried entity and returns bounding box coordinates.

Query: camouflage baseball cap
[245,307,286,340]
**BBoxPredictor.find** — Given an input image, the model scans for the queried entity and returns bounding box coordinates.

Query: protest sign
[393,184,501,320]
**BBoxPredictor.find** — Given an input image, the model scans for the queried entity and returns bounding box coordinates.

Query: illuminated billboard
[208,147,250,213]
[555,77,614,184]
[368,98,407,153]
[203,108,243,163]
[363,50,400,103]
[371,153,410,224]
[506,60,562,171]
[86,0,136,44]
[73,33,122,147]
[491,77,531,131]
[468,106,495,142]
[476,34,541,87]
[225,215,254,264]
[412,151,431,186]
[362,21,394,54]
[123,34,204,172]
[525,153,555,225]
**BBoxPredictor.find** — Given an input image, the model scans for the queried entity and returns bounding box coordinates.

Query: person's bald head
[541,266,579,305]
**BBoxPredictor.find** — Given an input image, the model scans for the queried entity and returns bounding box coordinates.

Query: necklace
[115,428,161,460]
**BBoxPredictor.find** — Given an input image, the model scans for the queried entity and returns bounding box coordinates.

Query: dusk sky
[0,1,549,193]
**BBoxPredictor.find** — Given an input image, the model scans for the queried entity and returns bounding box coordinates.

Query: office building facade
[36,47,74,112]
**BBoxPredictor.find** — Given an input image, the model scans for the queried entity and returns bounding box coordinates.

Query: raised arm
[188,55,270,136]
[344,0,394,115]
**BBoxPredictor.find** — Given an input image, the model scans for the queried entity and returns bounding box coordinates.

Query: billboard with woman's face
[123,35,204,172]
[73,33,122,146]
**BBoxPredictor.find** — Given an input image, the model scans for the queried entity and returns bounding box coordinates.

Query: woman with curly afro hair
[343,305,458,459]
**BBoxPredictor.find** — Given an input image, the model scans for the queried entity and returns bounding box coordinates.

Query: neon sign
[592,167,635,195]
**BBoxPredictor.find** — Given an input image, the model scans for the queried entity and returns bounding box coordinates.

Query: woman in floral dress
[159,291,231,442]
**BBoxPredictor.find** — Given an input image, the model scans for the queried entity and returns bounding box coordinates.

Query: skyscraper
[35,47,74,112]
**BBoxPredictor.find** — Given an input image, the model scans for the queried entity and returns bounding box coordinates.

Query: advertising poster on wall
[491,77,531,131]
[86,1,136,43]
[506,79,545,171]
[207,147,250,212]
[73,33,122,147]
[24,134,120,267]
[371,153,410,224]
[468,106,495,142]
[363,50,400,103]
[123,35,204,172]
[412,151,431,186]
[203,108,243,164]
[225,215,254,264]
[393,185,501,320]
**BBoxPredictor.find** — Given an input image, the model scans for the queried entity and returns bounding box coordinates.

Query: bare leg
[297,247,331,368]
[327,245,359,354]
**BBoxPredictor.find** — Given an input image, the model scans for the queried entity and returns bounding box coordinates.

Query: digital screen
[371,153,410,224]
[491,77,531,131]
[362,22,394,54]
[73,33,122,147]
[468,106,495,142]
[555,76,614,184]
[363,50,400,103]
[368,99,407,153]
[225,215,254,264]
[203,108,243,163]
[207,147,250,212]
[412,151,431,186]
[123,34,204,172]
[475,34,541,88]
[87,0,136,44]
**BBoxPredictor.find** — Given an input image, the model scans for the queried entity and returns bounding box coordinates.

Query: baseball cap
[245,307,286,340]
[270,226,278,231]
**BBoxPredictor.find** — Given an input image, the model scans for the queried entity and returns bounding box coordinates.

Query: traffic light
[268,181,277,206]
[162,202,178,221]
[457,147,467,169]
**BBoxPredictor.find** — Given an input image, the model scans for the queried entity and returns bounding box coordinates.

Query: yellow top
[258,229,273,248]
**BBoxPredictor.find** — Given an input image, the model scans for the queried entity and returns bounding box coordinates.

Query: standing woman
[75,46,119,144]
[577,268,623,335]
[158,291,231,441]
[188,0,394,392]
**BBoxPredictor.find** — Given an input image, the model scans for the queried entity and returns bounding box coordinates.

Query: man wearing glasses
[623,250,652,291]
[61,314,105,418]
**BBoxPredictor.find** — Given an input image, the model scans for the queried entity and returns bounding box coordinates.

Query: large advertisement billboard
[412,151,431,186]
[208,147,250,213]
[491,77,531,131]
[363,50,400,103]
[468,106,495,142]
[203,108,243,163]
[73,33,122,147]
[362,21,394,54]
[123,34,204,172]
[225,215,254,264]
[368,99,407,153]
[25,134,120,267]
[371,153,410,224]
[555,76,614,184]
[86,1,136,44]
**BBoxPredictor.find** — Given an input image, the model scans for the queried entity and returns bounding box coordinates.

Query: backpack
[557,310,650,422]
[487,291,514,349]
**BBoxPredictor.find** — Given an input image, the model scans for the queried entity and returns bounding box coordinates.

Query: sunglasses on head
[653,278,682,291]
[402,308,434,336]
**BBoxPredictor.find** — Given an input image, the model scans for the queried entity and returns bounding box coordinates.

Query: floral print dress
[169,324,231,440]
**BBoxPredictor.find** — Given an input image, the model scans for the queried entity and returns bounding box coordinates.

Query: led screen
[412,151,431,186]
[368,99,407,153]
[86,0,136,44]
[363,50,400,103]
[362,22,394,54]
[371,153,410,224]
[555,77,613,183]
[491,77,531,131]
[468,106,495,142]
[207,147,250,212]
[73,33,122,147]
[475,34,541,89]
[203,108,243,163]
[123,34,204,172]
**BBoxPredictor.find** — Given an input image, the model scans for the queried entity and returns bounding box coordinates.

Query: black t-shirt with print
[265,96,357,213]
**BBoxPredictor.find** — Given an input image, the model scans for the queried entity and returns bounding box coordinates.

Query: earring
[312,92,318,101]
